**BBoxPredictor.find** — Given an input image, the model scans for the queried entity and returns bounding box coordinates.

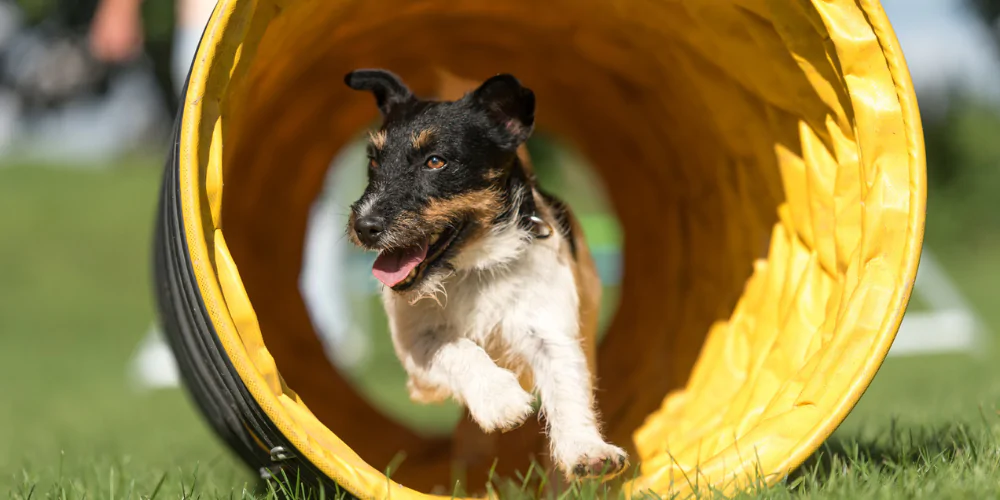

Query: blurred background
[0,0,999,496]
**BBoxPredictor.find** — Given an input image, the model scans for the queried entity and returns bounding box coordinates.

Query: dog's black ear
[344,69,414,117]
[472,74,535,148]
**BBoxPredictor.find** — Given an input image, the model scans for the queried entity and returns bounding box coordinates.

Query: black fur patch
[493,156,537,232]
[538,189,578,259]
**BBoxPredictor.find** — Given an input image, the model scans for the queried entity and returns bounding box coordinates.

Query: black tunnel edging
[151,64,356,499]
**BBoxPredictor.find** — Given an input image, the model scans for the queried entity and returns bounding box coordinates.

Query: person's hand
[88,0,144,63]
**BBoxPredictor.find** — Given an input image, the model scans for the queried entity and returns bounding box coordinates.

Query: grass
[1,160,999,499]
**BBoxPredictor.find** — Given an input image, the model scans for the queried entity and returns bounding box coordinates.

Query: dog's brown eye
[369,158,378,169]
[425,156,447,170]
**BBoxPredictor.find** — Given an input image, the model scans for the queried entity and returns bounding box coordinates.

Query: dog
[343,68,628,481]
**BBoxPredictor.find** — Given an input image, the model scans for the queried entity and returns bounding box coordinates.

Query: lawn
[1,161,999,499]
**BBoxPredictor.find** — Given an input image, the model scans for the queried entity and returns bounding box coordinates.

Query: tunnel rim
[762,0,928,485]
[156,5,362,499]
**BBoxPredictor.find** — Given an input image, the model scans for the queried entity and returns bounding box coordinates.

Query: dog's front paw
[558,441,629,481]
[464,372,535,433]
[407,377,450,404]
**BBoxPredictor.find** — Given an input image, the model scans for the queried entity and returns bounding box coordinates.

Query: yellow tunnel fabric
[174,0,925,498]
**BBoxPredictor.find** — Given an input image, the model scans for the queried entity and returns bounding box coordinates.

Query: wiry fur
[343,68,628,480]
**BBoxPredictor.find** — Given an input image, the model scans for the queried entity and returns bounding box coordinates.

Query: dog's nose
[354,216,386,246]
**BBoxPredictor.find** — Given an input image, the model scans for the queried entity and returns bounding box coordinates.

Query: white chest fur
[384,231,577,365]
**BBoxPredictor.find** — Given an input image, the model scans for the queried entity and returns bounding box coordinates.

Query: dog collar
[503,158,552,240]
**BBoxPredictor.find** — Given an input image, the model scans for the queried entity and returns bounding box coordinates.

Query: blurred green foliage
[12,0,57,24]
[141,0,174,41]
[920,91,1000,249]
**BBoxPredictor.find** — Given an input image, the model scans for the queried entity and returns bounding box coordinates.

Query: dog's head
[344,69,536,293]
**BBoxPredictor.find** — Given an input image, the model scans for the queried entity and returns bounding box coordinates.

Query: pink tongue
[372,243,429,287]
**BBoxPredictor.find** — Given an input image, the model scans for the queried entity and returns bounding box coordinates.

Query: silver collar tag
[529,215,553,239]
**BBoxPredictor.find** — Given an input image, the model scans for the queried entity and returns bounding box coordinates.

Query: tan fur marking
[516,144,535,179]
[345,211,363,247]
[570,214,601,376]
[411,128,435,149]
[392,211,420,233]
[368,130,387,150]
[484,167,505,182]
[422,189,503,230]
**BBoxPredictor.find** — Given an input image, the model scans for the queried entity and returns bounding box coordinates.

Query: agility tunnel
[153,0,926,497]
